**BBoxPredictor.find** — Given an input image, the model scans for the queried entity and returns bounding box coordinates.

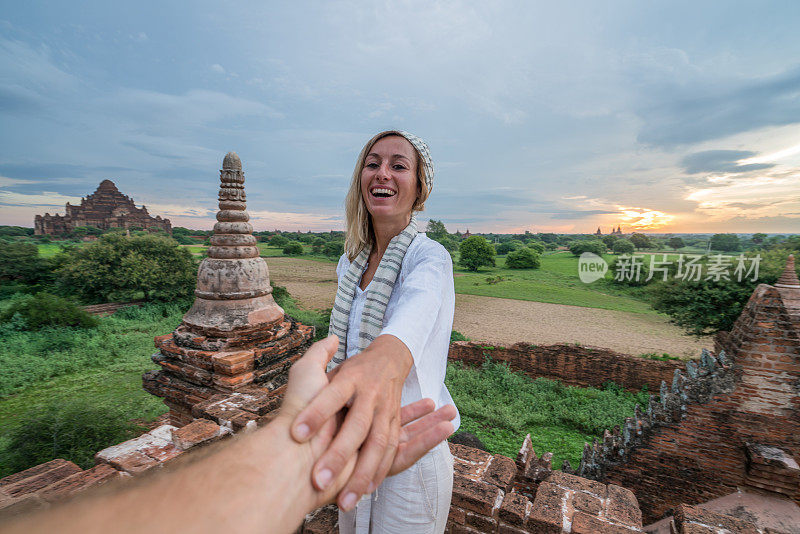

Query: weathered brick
[546,471,606,496]
[0,460,82,498]
[604,483,642,528]
[452,475,502,516]
[448,506,466,525]
[465,510,497,531]
[302,505,338,534]
[483,454,517,490]
[527,482,565,533]
[571,512,640,534]
[498,492,530,526]
[572,490,602,516]
[450,443,492,465]
[171,418,226,450]
[38,464,121,502]
[673,504,760,534]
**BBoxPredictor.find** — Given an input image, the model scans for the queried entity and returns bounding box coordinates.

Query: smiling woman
[290,131,457,533]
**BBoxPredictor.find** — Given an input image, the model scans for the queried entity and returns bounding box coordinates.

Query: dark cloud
[681,150,775,174]
[636,65,800,147]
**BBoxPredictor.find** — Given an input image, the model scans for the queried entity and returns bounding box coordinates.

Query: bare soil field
[265,257,712,358]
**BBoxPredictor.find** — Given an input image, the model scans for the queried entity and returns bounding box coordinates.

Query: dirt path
[266,257,712,358]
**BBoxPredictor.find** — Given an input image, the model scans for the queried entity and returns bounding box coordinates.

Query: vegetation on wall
[446,359,648,468]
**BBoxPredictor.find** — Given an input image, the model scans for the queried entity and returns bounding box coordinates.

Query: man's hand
[282,335,455,510]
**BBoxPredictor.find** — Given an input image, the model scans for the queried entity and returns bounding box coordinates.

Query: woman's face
[360,135,420,226]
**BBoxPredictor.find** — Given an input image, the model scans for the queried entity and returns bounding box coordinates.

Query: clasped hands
[281,334,456,511]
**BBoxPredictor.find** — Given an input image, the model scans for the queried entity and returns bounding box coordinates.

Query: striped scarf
[328,215,418,370]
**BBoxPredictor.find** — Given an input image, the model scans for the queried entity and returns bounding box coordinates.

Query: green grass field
[454,252,656,314]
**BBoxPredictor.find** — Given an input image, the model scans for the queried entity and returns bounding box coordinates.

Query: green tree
[601,235,618,249]
[283,241,304,255]
[650,250,793,335]
[496,240,523,255]
[312,237,327,254]
[537,233,558,244]
[270,235,289,248]
[505,247,541,269]
[667,237,685,250]
[434,236,459,254]
[751,233,767,245]
[55,234,196,302]
[568,240,606,256]
[323,241,344,258]
[0,242,52,286]
[426,219,448,240]
[0,226,33,237]
[629,233,652,250]
[709,233,741,252]
[527,241,545,254]
[612,239,635,255]
[458,236,496,271]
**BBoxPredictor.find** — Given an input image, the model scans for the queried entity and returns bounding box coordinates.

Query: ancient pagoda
[143,152,314,427]
[34,179,171,235]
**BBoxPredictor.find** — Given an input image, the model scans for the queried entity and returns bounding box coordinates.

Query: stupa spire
[775,254,800,289]
[181,152,283,335]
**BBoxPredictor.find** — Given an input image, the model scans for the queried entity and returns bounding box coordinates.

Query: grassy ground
[446,359,649,467]
[455,252,656,314]
[36,242,73,257]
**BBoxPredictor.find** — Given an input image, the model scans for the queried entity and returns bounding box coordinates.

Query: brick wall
[448,342,685,392]
[591,282,800,524]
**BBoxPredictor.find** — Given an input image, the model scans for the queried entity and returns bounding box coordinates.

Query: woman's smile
[360,135,419,224]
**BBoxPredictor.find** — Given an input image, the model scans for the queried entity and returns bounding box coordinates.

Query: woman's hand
[290,334,414,511]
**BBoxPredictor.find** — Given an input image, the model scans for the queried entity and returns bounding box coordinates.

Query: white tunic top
[336,233,460,432]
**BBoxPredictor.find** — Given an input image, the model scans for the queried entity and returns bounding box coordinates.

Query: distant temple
[595,225,624,236]
[34,179,171,235]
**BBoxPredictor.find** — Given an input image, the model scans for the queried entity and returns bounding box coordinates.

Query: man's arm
[1,336,456,534]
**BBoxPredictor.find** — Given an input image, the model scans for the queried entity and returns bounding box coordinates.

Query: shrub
[458,236,496,271]
[450,330,470,342]
[282,241,304,255]
[506,247,541,269]
[0,293,99,330]
[0,401,145,476]
[323,241,344,258]
[568,240,606,256]
[612,239,635,255]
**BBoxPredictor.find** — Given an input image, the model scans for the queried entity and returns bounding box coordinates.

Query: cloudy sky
[2,1,800,233]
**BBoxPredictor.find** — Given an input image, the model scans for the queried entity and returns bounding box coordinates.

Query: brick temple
[33,179,171,235]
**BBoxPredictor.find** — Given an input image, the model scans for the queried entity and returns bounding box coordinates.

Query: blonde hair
[344,132,430,260]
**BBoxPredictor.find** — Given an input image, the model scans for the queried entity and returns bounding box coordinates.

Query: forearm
[2,416,320,534]
[362,334,413,379]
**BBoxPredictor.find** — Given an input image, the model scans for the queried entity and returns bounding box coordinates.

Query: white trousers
[338,441,454,534]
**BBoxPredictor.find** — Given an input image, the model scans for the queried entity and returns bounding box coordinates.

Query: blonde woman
[291,130,459,532]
